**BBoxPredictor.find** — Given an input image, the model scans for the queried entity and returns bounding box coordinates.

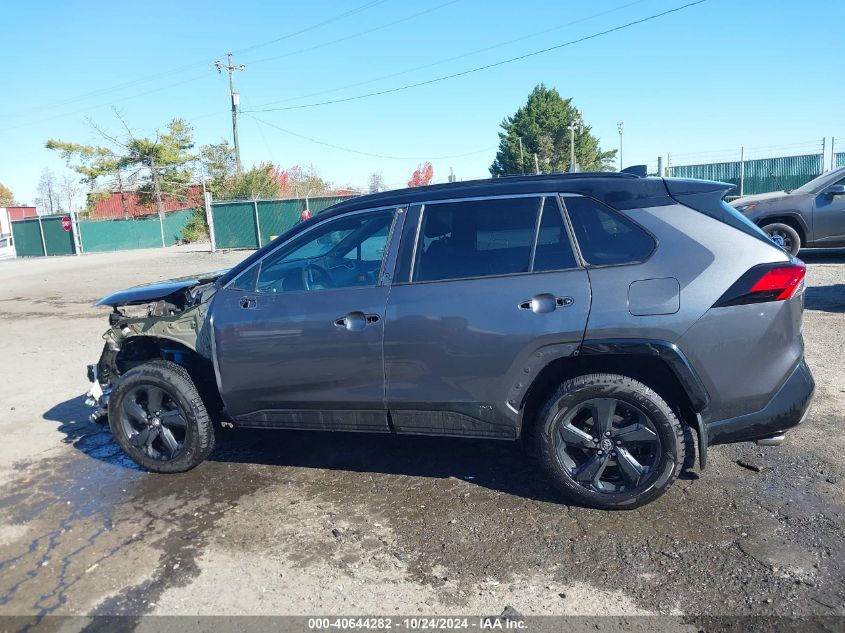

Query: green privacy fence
[669,153,824,196]
[78,209,193,253]
[211,195,357,249]
[10,216,76,257]
[835,153,845,168]
[11,209,194,257]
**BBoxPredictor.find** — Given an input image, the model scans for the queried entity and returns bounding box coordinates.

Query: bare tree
[59,174,81,215]
[368,171,386,193]
[35,169,59,215]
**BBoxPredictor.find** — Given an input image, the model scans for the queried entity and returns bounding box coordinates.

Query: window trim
[559,193,659,269]
[403,193,583,286]
[223,205,405,293]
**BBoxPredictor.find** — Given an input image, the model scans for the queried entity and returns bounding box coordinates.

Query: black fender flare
[577,339,709,411]
[514,338,710,468]
[753,211,810,239]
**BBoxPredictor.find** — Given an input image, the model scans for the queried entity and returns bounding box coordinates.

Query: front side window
[563,196,655,265]
[414,197,541,282]
[251,209,394,293]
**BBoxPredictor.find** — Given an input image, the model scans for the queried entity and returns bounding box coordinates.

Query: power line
[4,0,393,123]
[0,74,213,134]
[243,112,494,161]
[244,0,707,113]
[249,0,650,108]
[234,0,392,55]
[244,0,463,66]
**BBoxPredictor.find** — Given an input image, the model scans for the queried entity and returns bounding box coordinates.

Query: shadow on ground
[800,248,845,264]
[804,284,845,313]
[43,396,566,504]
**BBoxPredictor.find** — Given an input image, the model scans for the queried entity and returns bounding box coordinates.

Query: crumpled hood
[96,270,228,307]
[731,191,792,207]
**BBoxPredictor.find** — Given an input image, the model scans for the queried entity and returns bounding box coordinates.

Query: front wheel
[535,373,688,510]
[761,222,801,256]
[108,360,215,473]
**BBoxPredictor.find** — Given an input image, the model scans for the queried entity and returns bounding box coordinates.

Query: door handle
[334,311,380,332]
[518,293,574,314]
[239,296,257,309]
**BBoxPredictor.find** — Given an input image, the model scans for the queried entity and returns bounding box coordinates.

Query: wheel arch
[518,340,708,467]
[115,335,223,420]
[756,213,808,243]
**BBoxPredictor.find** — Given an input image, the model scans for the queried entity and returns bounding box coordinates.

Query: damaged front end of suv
[85,272,225,424]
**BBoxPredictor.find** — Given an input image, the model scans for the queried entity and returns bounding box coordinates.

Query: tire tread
[534,372,687,509]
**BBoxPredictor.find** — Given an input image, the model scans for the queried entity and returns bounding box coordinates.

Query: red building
[88,188,201,219]
[0,206,37,234]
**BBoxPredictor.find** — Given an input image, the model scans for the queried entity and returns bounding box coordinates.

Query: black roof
[330,172,667,215]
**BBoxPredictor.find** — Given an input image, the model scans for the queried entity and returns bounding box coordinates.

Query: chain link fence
[667,140,827,198]
[10,209,194,257]
[78,209,193,253]
[209,195,358,250]
[10,216,76,257]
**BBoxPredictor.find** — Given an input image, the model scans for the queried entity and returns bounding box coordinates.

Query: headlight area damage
[85,272,225,424]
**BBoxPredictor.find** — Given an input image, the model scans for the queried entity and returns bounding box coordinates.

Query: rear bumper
[706,357,814,446]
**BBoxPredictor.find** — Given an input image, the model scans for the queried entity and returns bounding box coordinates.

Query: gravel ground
[0,245,843,628]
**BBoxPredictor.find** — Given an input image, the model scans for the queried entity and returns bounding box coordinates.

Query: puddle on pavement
[0,419,276,618]
[1,412,843,619]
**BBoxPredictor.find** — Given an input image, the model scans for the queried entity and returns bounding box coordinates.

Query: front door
[384,195,591,439]
[813,176,845,244]
[211,207,401,432]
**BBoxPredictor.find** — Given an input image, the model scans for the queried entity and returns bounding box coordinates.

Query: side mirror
[824,184,845,197]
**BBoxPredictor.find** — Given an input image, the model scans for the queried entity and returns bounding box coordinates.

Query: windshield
[791,170,838,194]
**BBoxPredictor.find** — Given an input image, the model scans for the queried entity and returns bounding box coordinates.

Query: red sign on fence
[61,217,72,232]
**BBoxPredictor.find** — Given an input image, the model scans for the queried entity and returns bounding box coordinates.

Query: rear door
[383,195,591,439]
[211,207,403,431]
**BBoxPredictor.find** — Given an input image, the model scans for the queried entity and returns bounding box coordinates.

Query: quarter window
[414,197,540,282]
[563,196,655,265]
[253,209,394,293]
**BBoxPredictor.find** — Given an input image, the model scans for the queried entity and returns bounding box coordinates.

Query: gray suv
[85,172,814,509]
[732,165,845,255]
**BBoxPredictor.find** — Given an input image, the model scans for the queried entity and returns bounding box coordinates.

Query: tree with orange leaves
[408,162,433,188]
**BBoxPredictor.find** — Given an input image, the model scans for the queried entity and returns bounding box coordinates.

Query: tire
[761,222,801,256]
[108,360,215,473]
[535,373,687,510]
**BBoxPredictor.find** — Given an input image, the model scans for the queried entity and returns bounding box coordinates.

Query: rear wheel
[108,360,215,473]
[535,373,687,510]
[761,222,801,256]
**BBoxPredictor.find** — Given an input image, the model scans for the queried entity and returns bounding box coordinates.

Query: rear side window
[564,196,655,265]
[414,197,540,282]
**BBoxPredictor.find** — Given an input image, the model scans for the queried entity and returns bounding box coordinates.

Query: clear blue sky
[3,0,843,205]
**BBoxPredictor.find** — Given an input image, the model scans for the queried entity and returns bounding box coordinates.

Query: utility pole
[518,136,525,174]
[617,121,624,171]
[568,109,584,172]
[214,53,246,173]
[149,155,167,248]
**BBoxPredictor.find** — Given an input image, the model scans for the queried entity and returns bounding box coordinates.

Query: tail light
[713,262,806,307]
